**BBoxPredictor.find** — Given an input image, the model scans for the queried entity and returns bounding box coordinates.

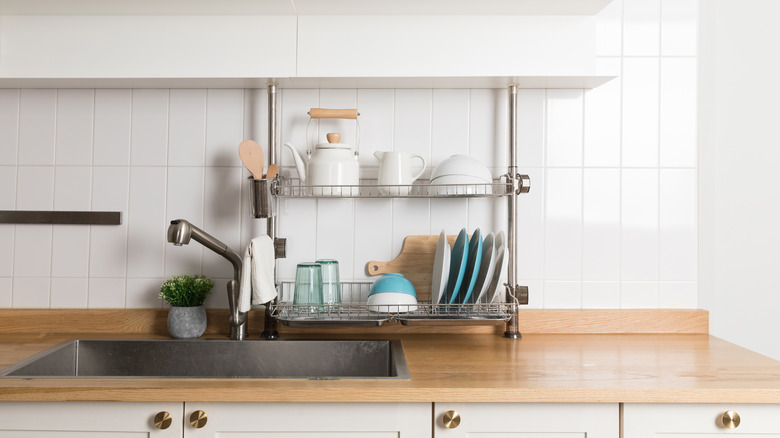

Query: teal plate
[445,228,469,305]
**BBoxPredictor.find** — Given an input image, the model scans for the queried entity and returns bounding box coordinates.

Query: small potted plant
[159,274,214,339]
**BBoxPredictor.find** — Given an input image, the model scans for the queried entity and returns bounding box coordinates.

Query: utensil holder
[249,177,277,218]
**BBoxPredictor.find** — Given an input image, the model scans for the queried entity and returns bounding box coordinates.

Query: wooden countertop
[3,331,780,403]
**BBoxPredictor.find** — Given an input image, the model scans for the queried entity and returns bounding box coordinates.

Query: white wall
[0,0,699,311]
[699,0,780,360]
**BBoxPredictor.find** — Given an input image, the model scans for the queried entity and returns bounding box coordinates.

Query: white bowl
[366,292,418,313]
[430,175,491,195]
[431,155,492,182]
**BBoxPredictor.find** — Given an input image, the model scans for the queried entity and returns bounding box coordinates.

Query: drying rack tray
[271,302,513,327]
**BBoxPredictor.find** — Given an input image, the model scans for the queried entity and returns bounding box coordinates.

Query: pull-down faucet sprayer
[167,219,247,340]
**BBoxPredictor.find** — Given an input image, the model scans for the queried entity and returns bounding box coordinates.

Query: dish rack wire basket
[270,282,515,326]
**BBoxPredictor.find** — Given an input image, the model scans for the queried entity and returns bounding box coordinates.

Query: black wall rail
[0,211,122,225]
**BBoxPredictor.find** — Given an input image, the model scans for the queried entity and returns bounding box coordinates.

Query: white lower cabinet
[623,404,780,436]
[0,401,183,437]
[6,401,780,437]
[433,403,619,438]
[183,402,430,438]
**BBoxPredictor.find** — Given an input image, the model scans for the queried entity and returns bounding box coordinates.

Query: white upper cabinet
[0,0,612,16]
[0,15,297,79]
[297,15,598,78]
[0,0,613,88]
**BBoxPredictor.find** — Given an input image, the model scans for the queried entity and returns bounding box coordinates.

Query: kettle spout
[283,143,307,183]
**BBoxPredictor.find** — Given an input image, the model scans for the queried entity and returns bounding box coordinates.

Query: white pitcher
[374,151,426,195]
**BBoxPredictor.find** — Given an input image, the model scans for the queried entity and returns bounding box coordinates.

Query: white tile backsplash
[50,277,88,308]
[544,169,583,281]
[394,90,432,158]
[596,0,622,56]
[583,169,621,281]
[623,0,660,56]
[0,89,20,166]
[661,0,698,56]
[660,57,698,167]
[622,57,660,167]
[93,89,131,166]
[546,89,584,167]
[622,169,659,281]
[432,89,470,164]
[13,225,52,277]
[51,226,89,278]
[18,89,56,166]
[0,1,698,309]
[515,89,545,168]
[54,166,91,210]
[0,278,10,307]
[0,166,17,209]
[660,169,697,281]
[88,277,125,308]
[130,89,169,166]
[55,89,94,166]
[12,277,50,308]
[206,89,245,168]
[169,89,207,167]
[585,58,622,167]
[126,166,167,277]
[16,166,54,210]
[621,281,659,308]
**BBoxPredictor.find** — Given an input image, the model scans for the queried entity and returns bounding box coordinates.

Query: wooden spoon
[265,163,278,179]
[238,140,264,180]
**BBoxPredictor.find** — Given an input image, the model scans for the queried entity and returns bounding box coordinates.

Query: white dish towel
[239,235,277,312]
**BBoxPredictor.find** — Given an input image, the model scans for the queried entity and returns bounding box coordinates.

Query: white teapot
[284,133,360,196]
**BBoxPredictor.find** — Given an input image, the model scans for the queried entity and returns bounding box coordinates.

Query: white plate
[472,232,495,304]
[488,244,506,303]
[495,230,506,254]
[431,230,450,306]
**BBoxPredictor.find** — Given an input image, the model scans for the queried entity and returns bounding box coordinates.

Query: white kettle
[284,133,360,196]
[374,151,426,195]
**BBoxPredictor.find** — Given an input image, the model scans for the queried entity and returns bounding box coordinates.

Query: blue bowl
[369,273,417,297]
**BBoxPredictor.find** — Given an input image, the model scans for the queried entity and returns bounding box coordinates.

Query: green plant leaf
[159,274,214,307]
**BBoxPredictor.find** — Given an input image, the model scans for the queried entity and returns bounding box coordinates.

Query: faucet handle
[226,280,247,340]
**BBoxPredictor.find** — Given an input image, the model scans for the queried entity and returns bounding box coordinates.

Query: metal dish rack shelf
[270,282,514,326]
[257,84,530,339]
[273,177,515,199]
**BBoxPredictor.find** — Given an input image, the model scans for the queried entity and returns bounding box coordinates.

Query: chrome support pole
[505,84,522,340]
[263,83,280,340]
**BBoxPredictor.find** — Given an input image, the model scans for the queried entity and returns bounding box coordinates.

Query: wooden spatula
[265,163,278,179]
[238,140,264,180]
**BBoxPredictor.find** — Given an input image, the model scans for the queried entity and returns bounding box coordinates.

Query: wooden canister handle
[309,108,359,119]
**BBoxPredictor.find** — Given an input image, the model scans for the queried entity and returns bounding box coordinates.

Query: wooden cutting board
[366,234,459,301]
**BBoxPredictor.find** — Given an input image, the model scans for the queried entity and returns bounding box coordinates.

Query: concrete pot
[167,305,207,339]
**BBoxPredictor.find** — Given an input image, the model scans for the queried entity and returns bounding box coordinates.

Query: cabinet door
[623,404,780,436]
[0,15,297,79]
[0,401,183,437]
[297,15,596,78]
[184,402,430,438]
[434,403,618,438]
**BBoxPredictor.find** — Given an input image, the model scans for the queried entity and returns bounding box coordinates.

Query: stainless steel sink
[0,339,409,380]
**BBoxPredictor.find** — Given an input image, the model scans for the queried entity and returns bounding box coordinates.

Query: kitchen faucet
[167,219,247,340]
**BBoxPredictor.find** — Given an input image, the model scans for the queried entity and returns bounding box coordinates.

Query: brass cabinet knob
[720,410,741,429]
[442,410,461,429]
[154,411,172,430]
[190,410,208,429]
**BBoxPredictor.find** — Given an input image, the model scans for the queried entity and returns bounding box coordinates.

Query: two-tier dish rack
[252,84,529,339]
